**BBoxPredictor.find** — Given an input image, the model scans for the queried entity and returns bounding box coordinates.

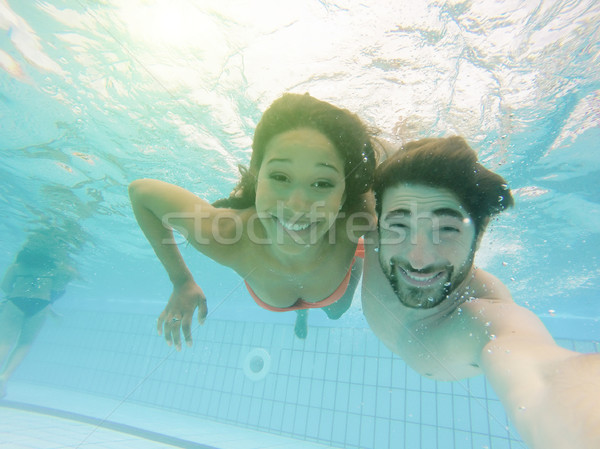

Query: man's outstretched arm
[479,303,600,449]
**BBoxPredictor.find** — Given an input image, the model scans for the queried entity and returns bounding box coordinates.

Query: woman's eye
[269,173,289,182]
[313,180,334,189]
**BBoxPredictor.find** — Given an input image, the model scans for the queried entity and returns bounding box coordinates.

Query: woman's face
[255,128,346,251]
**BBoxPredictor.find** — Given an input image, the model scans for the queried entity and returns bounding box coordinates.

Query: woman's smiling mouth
[276,216,313,232]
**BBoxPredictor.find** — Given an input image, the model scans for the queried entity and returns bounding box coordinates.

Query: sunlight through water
[1,0,599,316]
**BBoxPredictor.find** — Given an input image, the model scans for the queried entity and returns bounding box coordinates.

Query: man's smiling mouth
[397,267,445,287]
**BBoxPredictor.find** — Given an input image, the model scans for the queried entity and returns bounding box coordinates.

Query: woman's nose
[285,188,311,213]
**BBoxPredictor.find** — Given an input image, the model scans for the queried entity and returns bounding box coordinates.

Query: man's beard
[379,253,475,309]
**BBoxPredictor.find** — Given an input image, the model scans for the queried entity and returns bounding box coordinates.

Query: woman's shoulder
[194,207,264,268]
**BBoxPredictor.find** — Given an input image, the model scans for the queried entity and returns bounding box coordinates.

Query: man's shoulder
[470,268,512,302]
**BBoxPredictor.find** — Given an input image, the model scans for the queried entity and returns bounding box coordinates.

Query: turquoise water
[1,1,599,448]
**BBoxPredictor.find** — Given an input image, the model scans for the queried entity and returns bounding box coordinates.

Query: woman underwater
[129,93,377,347]
[0,230,78,398]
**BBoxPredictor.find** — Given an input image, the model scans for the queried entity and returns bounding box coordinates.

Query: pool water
[1,1,599,448]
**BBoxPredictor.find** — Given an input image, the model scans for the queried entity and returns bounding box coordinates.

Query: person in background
[361,136,600,449]
[0,229,78,398]
[129,93,378,346]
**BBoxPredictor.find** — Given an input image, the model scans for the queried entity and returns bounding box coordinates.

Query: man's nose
[406,231,436,270]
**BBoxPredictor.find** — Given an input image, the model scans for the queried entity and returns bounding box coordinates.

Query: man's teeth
[405,271,440,282]
[278,218,311,231]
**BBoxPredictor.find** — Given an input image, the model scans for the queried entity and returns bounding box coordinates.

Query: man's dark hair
[374,136,514,234]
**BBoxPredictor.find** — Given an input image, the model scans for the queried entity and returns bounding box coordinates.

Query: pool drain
[243,348,271,381]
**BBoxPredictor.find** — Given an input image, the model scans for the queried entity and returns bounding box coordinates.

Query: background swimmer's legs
[293,259,364,339]
[294,310,308,339]
[0,306,48,397]
[322,258,363,320]
[0,301,25,371]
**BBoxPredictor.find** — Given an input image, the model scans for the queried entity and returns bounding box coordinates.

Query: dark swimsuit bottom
[6,297,51,317]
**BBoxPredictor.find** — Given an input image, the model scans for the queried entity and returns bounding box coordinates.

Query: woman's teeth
[277,218,312,231]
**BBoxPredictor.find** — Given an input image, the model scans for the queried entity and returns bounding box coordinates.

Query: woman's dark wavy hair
[374,136,514,235]
[213,93,376,213]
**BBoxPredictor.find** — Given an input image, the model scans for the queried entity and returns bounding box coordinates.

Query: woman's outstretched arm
[128,179,218,350]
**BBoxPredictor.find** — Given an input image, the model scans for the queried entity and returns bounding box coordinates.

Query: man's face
[378,184,477,309]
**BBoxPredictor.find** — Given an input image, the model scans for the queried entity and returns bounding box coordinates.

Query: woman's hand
[157,280,207,350]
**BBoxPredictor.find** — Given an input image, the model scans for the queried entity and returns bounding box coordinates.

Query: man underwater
[362,136,600,449]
